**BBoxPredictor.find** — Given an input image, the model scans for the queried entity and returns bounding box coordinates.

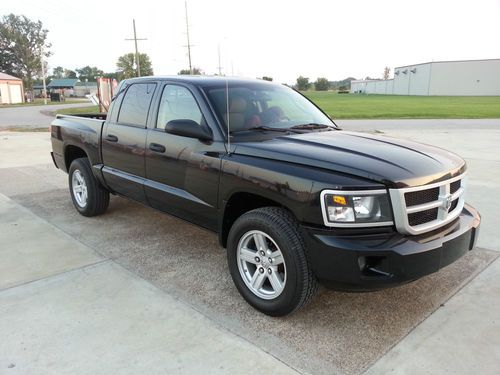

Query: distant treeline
[328,77,356,90]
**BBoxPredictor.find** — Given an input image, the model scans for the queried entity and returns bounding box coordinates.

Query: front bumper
[301,204,480,291]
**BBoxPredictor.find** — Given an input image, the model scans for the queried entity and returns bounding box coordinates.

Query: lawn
[52,95,500,119]
[302,92,500,119]
[0,98,88,108]
[55,105,99,115]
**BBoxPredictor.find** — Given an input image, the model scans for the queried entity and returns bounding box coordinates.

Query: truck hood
[233,130,466,188]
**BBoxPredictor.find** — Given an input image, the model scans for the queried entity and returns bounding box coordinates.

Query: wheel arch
[219,191,297,248]
[64,143,109,192]
[64,144,88,171]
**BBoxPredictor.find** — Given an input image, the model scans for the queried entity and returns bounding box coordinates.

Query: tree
[261,76,273,81]
[383,66,390,80]
[329,77,356,90]
[102,72,120,80]
[0,14,51,90]
[314,77,330,91]
[52,66,64,79]
[64,69,77,78]
[116,53,154,79]
[178,67,203,75]
[76,65,104,81]
[296,76,310,91]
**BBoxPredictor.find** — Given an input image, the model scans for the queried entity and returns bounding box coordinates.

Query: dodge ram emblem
[442,194,453,210]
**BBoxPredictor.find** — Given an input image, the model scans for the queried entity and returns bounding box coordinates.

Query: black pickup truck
[51,76,480,316]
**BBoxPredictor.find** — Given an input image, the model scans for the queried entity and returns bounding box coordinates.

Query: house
[74,81,98,97]
[32,84,45,97]
[0,72,24,104]
[47,78,79,96]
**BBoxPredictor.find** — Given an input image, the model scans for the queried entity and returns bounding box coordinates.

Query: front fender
[219,154,387,228]
[220,154,314,222]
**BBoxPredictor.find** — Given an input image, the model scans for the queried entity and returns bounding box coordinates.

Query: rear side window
[118,83,157,126]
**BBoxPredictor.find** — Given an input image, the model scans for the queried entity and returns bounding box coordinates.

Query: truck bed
[51,113,107,173]
[56,113,107,121]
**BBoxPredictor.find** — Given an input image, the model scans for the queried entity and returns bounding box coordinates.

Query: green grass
[0,98,88,108]
[302,92,500,119]
[55,105,99,115]
[3,127,49,132]
[43,95,500,119]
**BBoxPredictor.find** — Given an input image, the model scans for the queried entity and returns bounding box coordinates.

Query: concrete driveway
[0,102,92,128]
[0,120,499,374]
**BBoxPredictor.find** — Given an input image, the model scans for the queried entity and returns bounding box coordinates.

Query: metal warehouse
[351,58,500,96]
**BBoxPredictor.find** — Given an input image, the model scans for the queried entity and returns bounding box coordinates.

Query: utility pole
[217,44,223,75]
[217,44,222,76]
[40,47,47,105]
[185,1,193,74]
[125,19,147,77]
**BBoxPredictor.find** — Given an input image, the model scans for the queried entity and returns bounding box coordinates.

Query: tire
[227,207,317,316]
[68,157,109,217]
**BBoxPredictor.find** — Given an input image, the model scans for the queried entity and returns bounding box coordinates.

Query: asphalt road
[0,102,92,128]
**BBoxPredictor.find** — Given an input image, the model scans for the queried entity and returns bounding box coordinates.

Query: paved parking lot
[0,102,91,129]
[0,119,499,374]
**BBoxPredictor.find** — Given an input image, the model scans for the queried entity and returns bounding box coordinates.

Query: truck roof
[123,75,279,88]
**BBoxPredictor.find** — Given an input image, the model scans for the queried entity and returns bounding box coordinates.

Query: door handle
[149,143,166,153]
[105,134,118,142]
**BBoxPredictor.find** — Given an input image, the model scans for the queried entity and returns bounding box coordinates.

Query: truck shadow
[13,190,498,375]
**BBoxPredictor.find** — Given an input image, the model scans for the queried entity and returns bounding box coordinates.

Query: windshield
[203,83,335,134]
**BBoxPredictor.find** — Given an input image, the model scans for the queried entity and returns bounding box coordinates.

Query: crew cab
[50,76,480,316]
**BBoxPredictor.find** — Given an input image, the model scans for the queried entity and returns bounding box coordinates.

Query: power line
[125,19,147,77]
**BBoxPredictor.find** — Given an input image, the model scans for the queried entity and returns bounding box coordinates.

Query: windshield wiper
[290,123,336,130]
[232,126,299,134]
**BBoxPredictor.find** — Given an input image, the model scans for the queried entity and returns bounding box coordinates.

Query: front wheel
[68,157,109,217]
[227,207,317,316]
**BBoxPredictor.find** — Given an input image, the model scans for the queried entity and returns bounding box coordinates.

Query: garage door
[9,84,23,103]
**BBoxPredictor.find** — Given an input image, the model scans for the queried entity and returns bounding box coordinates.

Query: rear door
[144,83,225,231]
[102,82,157,203]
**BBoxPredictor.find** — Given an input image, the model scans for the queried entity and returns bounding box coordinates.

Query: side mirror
[165,119,213,141]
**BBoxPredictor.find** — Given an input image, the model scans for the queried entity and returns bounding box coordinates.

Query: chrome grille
[448,199,459,213]
[405,187,439,207]
[408,208,439,226]
[389,174,466,235]
[450,180,461,194]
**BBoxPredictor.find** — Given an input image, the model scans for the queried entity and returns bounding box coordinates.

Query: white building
[74,82,98,97]
[0,72,24,104]
[351,58,500,96]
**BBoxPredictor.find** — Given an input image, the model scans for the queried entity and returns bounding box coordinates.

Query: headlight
[320,189,393,227]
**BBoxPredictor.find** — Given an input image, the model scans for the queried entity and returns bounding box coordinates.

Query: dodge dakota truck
[50,76,480,316]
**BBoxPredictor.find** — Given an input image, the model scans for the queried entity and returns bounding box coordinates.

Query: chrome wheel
[237,230,287,300]
[71,169,88,208]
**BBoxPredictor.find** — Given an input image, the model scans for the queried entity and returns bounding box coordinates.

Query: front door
[145,84,224,231]
[102,82,157,204]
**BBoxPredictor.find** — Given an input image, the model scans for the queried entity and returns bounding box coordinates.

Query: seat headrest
[229,97,247,113]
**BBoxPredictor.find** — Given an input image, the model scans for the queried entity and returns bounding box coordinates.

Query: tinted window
[156,85,204,129]
[204,83,334,132]
[118,83,157,126]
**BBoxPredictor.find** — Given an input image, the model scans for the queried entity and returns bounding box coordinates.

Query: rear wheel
[68,157,109,217]
[227,207,317,316]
